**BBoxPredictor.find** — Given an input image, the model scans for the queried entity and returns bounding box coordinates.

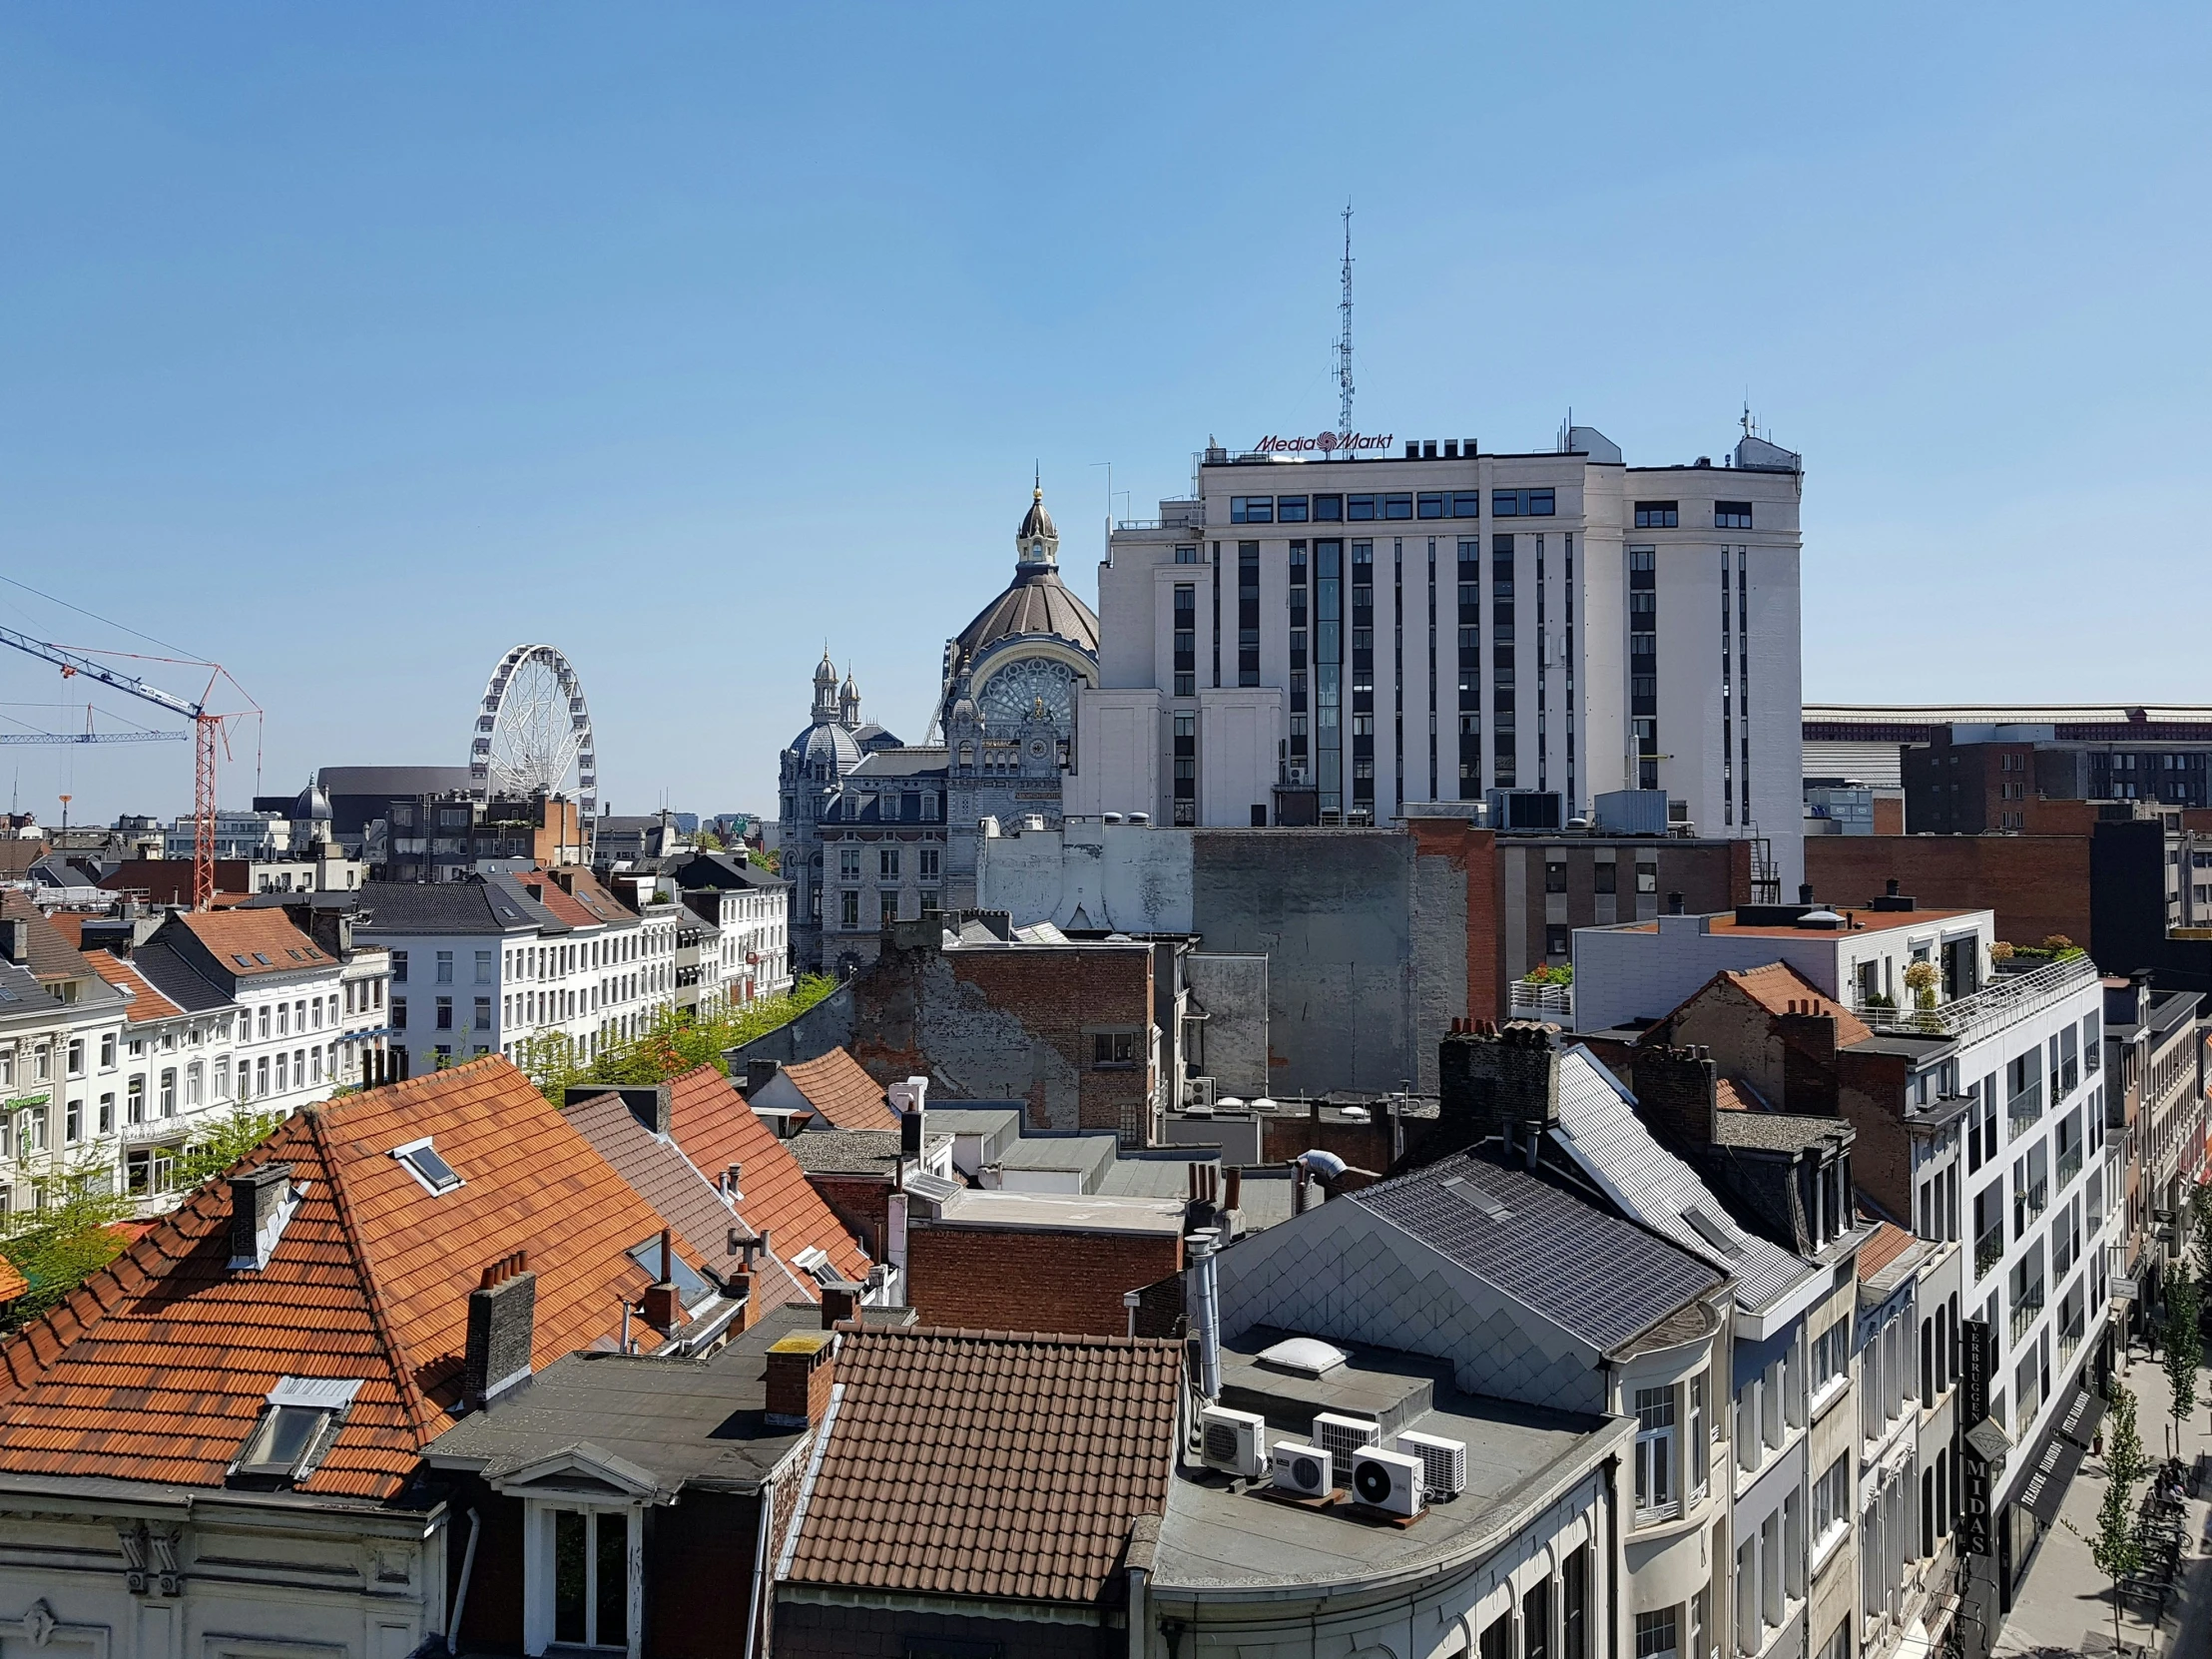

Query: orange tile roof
[171,907,333,977]
[537,867,637,927]
[0,1254,24,1304]
[782,1049,899,1132]
[83,951,184,1022]
[785,1327,1181,1604]
[1717,963,1876,1046]
[666,1066,870,1294]
[0,1057,710,1498]
[1858,1221,1918,1282]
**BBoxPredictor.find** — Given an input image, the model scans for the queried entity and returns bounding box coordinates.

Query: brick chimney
[820,1282,860,1329]
[639,1229,681,1334]
[1631,1044,1719,1147]
[1435,1023,1561,1151]
[0,917,28,965]
[765,1332,836,1428]
[228,1162,295,1270]
[463,1253,536,1407]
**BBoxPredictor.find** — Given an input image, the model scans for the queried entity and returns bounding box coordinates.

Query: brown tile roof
[785,1326,1180,1605]
[537,867,637,928]
[0,1254,25,1304]
[665,1066,870,1295]
[1858,1220,1918,1282]
[783,1049,899,1132]
[0,1057,708,1498]
[1714,1077,1762,1114]
[566,1091,767,1285]
[170,907,334,978]
[84,951,184,1022]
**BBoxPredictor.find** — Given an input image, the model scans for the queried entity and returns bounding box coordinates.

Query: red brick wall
[945,947,1156,1136]
[1408,818,1499,1026]
[1837,1049,1915,1222]
[905,1224,1183,1337]
[1258,1109,1394,1172]
[804,1171,891,1260]
[1804,834,2092,947]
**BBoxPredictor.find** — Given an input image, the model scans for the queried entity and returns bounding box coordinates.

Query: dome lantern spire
[1015,474,1059,568]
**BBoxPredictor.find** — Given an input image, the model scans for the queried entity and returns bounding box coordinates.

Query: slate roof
[950,567,1102,674]
[784,1327,1179,1605]
[0,1058,710,1499]
[1355,1148,1724,1355]
[783,1050,898,1132]
[122,942,233,1015]
[1549,1047,1812,1312]
[357,878,547,935]
[664,1066,871,1295]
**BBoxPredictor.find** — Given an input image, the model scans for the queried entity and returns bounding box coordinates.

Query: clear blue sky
[3,5,2206,826]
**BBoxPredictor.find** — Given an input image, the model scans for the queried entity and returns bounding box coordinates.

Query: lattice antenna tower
[1337,203,1356,436]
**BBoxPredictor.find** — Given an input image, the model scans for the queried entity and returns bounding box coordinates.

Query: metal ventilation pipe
[1186,1227,1223,1401]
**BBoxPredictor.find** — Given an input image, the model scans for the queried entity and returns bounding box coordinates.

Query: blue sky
[2,5,2206,825]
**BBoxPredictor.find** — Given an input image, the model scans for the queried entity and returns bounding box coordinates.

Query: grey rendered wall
[1183,952,1271,1097]
[1191,830,1417,1097]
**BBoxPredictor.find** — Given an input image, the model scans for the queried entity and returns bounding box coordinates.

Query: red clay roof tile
[781,1049,899,1132]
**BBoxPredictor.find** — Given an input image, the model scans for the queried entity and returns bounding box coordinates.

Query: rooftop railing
[1509,982,1575,1022]
[1851,952,2098,1046]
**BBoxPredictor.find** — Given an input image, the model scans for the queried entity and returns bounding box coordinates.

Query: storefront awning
[2017,1431,2086,1526]
[2057,1384,2107,1450]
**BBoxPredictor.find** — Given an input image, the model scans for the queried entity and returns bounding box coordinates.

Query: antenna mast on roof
[1337,203,1355,436]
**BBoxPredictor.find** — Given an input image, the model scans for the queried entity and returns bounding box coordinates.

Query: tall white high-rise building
[1071,423,1806,892]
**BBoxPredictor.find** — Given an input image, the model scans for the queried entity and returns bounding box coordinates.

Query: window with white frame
[1635,1607,1680,1659]
[545,1505,635,1648]
[1812,1451,1852,1563]
[1634,1384,1677,1514]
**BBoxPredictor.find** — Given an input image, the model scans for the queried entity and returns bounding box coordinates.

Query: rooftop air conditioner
[1271,1440,1334,1498]
[1395,1430,1467,1499]
[1200,1405,1268,1479]
[1187,1075,1216,1110]
[1350,1445,1425,1517]
[1312,1410,1381,1469]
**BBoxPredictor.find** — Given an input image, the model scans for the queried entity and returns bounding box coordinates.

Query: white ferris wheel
[468,644,598,817]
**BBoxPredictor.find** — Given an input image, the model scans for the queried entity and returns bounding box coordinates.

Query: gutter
[772,1382,844,1583]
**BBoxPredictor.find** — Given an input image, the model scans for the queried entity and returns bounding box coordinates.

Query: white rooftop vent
[1257,1336,1349,1379]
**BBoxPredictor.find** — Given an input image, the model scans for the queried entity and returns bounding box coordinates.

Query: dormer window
[391,1136,463,1195]
[791,1245,843,1290]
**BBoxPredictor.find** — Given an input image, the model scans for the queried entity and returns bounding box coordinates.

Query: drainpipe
[743,1475,775,1659]
[445,1507,480,1656]
[1125,1288,1143,1340]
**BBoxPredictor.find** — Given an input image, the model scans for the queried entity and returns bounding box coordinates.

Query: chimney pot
[723,1162,743,1198]
[1798,882,1815,904]
[1224,1167,1242,1211]
[1886,877,1901,896]
[1667,890,1685,915]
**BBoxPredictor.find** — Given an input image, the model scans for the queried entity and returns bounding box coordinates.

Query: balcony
[1975,1225,2006,1280]
[2008,1080,2044,1135]
[1509,981,1574,1022]
[2009,1287,2045,1347]
[1851,952,2098,1045]
[2058,1144,2083,1190]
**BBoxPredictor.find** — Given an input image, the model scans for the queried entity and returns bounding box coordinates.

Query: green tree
[514,975,838,1103]
[173,1107,289,1191]
[2193,1186,2212,1287]
[2071,1380,2148,1655]
[2162,1263,2202,1453]
[0,1170,133,1333]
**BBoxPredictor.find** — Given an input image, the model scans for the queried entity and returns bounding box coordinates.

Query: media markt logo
[1253,430,1394,456]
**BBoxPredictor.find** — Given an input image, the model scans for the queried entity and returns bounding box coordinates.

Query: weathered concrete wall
[1191,830,1418,1096]
[1182,952,1270,1097]
[1411,819,1493,1092]
[722,979,855,1071]
[975,821,1195,933]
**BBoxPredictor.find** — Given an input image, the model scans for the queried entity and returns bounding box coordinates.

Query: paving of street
[1995,1340,2212,1659]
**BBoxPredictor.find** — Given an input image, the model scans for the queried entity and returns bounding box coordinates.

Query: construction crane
[0,704,190,746]
[0,625,251,911]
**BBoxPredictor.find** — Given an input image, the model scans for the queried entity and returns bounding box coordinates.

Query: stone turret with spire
[839,669,862,731]
[1014,466,1059,570]
[810,647,839,725]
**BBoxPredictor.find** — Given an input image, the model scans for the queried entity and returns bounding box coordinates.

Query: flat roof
[1153,1334,1622,1595]
[931,1190,1186,1237]
[1597,907,1984,940]
[424,1304,820,1495]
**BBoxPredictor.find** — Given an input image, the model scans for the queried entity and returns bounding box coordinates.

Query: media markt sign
[1253,430,1394,456]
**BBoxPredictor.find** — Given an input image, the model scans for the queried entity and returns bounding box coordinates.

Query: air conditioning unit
[1200,1405,1268,1479]
[1350,1445,1425,1517]
[1186,1075,1216,1110]
[1395,1430,1467,1499]
[1271,1440,1334,1498]
[1312,1410,1381,1469]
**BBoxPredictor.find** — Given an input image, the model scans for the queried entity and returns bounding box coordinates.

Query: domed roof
[951,568,1100,673]
[788,719,861,774]
[1017,484,1056,548]
[814,648,838,689]
[293,782,331,823]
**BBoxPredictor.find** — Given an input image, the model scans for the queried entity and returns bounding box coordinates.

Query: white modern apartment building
[1080,422,1806,892]
[1571,895,2115,1646]
[359,871,679,1077]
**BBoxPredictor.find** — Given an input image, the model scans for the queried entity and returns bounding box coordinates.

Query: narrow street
[1997,1342,2212,1658]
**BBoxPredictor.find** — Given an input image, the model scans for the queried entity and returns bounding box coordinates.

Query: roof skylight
[390,1137,463,1195]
